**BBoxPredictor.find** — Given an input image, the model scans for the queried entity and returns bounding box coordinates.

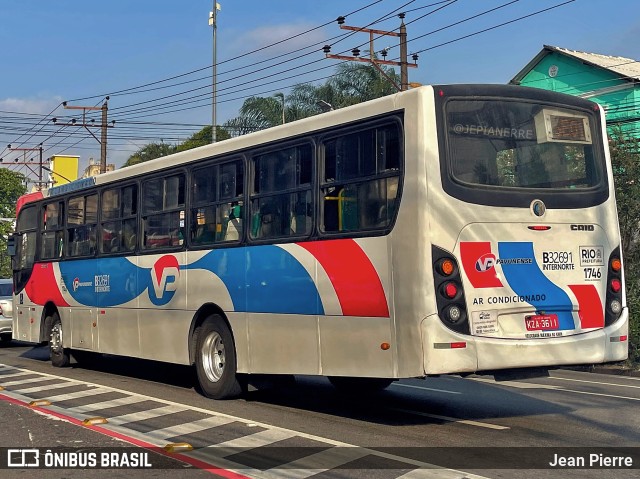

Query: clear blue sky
[1,0,639,174]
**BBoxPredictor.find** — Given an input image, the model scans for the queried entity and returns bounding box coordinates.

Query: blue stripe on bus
[59,258,149,307]
[59,246,324,315]
[186,245,324,315]
[498,242,575,330]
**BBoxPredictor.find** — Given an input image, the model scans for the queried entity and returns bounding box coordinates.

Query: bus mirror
[6,234,17,257]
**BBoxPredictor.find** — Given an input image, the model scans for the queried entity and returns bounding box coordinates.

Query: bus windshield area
[445,99,603,190]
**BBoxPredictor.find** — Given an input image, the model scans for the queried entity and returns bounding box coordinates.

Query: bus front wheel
[49,313,70,368]
[195,315,244,399]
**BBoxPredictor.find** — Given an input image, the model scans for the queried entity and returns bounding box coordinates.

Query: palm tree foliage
[122,62,401,165]
[223,62,401,136]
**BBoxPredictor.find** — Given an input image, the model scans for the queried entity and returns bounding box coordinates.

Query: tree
[122,142,176,167]
[176,126,230,152]
[224,62,401,136]
[0,169,27,277]
[609,127,640,364]
[122,126,232,167]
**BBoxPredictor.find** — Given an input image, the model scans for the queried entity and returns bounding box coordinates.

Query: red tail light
[444,282,458,299]
[610,279,622,293]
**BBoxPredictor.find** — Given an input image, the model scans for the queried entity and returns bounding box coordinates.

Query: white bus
[10,84,627,399]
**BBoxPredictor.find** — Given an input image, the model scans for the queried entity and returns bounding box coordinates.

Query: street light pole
[209,2,221,143]
[275,93,285,124]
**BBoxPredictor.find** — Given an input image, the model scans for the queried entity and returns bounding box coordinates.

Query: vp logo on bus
[475,253,497,272]
[149,255,180,306]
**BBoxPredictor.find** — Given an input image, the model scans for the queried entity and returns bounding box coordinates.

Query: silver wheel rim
[201,331,225,383]
[50,322,63,353]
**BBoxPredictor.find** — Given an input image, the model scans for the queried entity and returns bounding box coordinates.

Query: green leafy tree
[609,127,640,364]
[122,142,177,167]
[0,169,27,277]
[176,126,230,152]
[123,126,231,167]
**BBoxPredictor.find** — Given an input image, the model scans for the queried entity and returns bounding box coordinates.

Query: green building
[510,45,640,139]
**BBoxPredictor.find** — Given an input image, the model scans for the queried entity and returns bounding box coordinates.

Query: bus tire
[328,376,394,393]
[195,315,244,399]
[50,313,70,368]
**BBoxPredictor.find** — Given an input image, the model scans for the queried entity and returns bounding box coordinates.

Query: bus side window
[320,122,401,234]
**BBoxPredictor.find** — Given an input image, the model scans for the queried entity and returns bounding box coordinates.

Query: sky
[0,0,639,181]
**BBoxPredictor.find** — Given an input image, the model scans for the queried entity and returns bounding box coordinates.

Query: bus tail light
[432,245,469,334]
[610,279,621,293]
[443,282,458,299]
[611,257,621,273]
[605,247,624,326]
[438,258,456,276]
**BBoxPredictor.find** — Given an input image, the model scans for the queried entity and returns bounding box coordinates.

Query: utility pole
[100,100,108,173]
[209,2,221,143]
[54,97,114,174]
[4,144,46,190]
[323,13,418,91]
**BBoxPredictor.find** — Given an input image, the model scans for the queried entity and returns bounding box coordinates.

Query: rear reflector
[434,342,467,349]
[528,225,551,231]
[610,336,628,342]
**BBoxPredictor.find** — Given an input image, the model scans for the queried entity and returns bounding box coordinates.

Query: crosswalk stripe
[67,395,153,414]
[145,415,237,441]
[105,405,190,426]
[396,468,489,478]
[12,381,82,394]
[1,376,59,387]
[203,428,297,452]
[258,447,369,479]
[45,388,121,403]
[0,363,491,478]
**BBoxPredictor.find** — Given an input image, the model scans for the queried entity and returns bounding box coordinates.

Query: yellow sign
[49,155,79,185]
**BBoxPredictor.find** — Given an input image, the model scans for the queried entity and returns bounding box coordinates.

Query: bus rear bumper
[422,308,629,375]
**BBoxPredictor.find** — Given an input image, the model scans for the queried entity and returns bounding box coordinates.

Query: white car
[0,278,13,342]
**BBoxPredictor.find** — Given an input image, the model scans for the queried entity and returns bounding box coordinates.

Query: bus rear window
[445,100,601,190]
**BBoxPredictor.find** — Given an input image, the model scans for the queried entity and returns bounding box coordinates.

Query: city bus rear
[423,85,627,374]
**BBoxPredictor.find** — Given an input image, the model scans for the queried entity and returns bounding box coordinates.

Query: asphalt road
[1,339,639,479]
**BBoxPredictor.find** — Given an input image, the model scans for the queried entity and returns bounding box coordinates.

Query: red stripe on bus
[459,241,503,288]
[16,191,43,216]
[299,239,389,317]
[568,284,604,329]
[0,393,252,479]
[26,263,70,307]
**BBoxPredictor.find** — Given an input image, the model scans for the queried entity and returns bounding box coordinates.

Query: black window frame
[141,171,186,252]
[189,157,245,248]
[40,200,65,261]
[434,84,609,209]
[66,192,98,258]
[318,117,403,237]
[248,140,315,242]
[99,182,139,255]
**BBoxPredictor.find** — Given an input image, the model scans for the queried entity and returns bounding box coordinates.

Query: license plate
[525,314,559,331]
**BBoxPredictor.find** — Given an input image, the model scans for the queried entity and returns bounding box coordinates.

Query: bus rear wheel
[328,376,394,394]
[49,313,70,368]
[195,315,244,399]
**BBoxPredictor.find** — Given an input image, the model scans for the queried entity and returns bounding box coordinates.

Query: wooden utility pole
[5,144,46,190]
[323,13,418,91]
[56,97,113,174]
